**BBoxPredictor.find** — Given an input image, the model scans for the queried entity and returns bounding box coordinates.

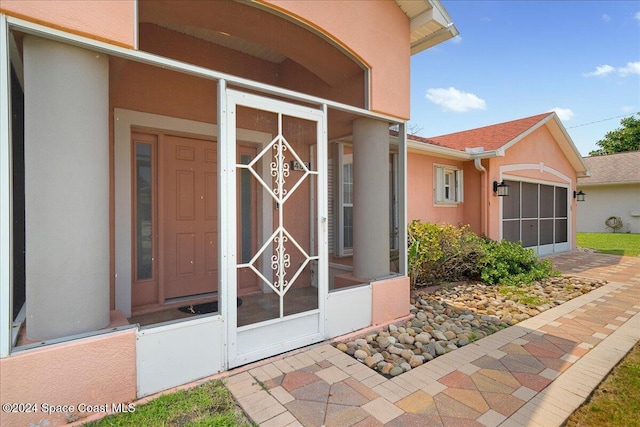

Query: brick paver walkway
[227,253,640,427]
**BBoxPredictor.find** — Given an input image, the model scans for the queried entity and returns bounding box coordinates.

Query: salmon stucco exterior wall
[0,0,135,47]
[407,153,466,225]
[371,276,410,326]
[0,330,137,427]
[462,161,483,234]
[264,0,411,119]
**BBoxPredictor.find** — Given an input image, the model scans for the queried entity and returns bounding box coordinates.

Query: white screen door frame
[222,89,327,368]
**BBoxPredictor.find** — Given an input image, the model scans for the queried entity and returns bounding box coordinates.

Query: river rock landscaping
[335,275,606,377]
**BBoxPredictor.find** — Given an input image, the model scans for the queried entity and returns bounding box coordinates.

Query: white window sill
[434,201,462,207]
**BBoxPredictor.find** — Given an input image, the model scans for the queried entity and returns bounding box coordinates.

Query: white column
[352,118,389,279]
[24,36,109,340]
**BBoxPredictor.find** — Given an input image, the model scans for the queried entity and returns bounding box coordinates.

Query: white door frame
[113,108,270,317]
[223,89,328,368]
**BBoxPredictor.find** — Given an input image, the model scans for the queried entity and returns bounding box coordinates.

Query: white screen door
[224,90,327,368]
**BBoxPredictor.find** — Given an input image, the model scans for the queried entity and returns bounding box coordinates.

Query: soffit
[395,0,459,54]
[155,22,286,64]
[138,0,362,87]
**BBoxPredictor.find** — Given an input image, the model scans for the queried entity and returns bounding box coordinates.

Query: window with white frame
[332,144,353,256]
[342,160,354,251]
[330,143,399,257]
[435,165,463,204]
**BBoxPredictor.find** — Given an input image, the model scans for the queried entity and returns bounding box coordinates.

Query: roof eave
[499,112,590,176]
[406,139,471,160]
[546,113,590,176]
[578,180,639,187]
[468,148,506,159]
[399,0,459,55]
[411,24,459,54]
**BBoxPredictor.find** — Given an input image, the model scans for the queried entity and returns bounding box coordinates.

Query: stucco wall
[0,330,136,427]
[261,0,411,119]
[576,184,640,233]
[4,1,411,119]
[1,0,135,47]
[407,152,467,225]
[371,276,410,326]
[462,161,483,235]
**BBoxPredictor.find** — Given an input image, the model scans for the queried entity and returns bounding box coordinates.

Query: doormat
[178,298,243,315]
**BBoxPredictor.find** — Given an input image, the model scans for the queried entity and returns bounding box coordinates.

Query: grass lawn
[87,380,255,427]
[565,342,640,427]
[577,232,640,257]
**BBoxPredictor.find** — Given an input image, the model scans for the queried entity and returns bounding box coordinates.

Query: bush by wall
[408,221,486,286]
[408,221,558,287]
[480,239,558,286]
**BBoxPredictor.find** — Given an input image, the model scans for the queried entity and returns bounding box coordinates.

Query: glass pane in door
[235,105,319,327]
[502,180,520,219]
[522,183,538,218]
[522,219,538,247]
[135,142,153,280]
[539,219,554,245]
[555,187,568,217]
[539,185,554,218]
[281,114,319,317]
[555,219,568,243]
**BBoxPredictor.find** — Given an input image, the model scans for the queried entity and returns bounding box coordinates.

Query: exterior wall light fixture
[573,190,586,202]
[493,180,509,197]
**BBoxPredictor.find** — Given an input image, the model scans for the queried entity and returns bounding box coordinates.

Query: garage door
[502,180,569,255]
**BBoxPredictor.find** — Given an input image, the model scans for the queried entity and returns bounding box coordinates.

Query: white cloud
[602,14,611,22]
[618,61,640,76]
[451,35,463,44]
[552,108,574,121]
[583,64,615,77]
[635,11,640,21]
[425,87,487,112]
[621,105,637,113]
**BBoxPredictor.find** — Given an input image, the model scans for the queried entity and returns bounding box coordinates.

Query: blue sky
[410,1,640,156]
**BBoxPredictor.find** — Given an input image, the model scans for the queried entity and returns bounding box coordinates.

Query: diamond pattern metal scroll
[236,113,318,305]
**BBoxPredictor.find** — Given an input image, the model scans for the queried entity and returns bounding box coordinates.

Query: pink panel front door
[162,135,218,299]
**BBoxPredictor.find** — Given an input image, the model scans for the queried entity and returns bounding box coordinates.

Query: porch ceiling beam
[5,15,402,126]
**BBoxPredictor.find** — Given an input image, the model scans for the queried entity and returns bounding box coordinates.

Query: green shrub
[408,221,486,286]
[407,221,559,287]
[480,239,558,286]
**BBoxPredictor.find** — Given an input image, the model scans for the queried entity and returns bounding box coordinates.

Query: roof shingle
[579,151,640,185]
[422,112,552,151]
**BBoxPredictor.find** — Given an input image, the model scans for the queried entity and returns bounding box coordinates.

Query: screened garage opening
[502,180,569,255]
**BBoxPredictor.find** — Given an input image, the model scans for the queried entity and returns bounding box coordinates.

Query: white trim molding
[500,163,573,185]
[0,14,13,358]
